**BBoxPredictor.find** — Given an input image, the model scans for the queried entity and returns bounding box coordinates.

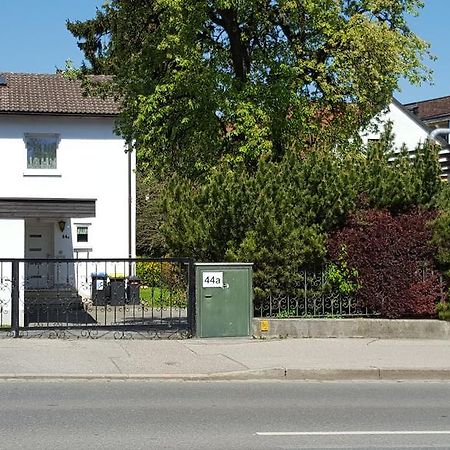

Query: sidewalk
[0,337,450,381]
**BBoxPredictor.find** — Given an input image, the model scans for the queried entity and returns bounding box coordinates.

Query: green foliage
[326,246,359,295]
[430,185,450,274]
[136,261,184,291]
[436,300,450,321]
[413,140,443,205]
[136,171,167,256]
[162,146,363,295]
[136,261,162,287]
[68,0,432,179]
[136,260,187,307]
[60,59,83,80]
[363,123,442,212]
[67,1,442,298]
[275,309,297,319]
[162,129,443,296]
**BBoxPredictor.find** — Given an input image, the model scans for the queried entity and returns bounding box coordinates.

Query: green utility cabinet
[195,263,253,338]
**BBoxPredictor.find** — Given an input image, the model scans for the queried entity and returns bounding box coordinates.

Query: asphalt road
[1,380,450,449]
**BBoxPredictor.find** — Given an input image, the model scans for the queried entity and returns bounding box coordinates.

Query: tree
[68,0,431,179]
[135,171,167,256]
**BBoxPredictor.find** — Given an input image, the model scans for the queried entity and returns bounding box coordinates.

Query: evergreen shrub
[160,126,446,313]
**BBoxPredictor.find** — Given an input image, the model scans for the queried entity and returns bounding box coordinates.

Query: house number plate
[202,272,223,288]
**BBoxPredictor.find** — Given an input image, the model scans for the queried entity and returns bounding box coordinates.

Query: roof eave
[0,110,119,118]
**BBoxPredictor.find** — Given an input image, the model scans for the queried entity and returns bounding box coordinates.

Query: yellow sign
[260,320,269,332]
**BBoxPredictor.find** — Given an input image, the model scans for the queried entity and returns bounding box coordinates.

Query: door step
[25,289,83,309]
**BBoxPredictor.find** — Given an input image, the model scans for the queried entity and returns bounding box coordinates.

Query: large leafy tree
[68,0,431,179]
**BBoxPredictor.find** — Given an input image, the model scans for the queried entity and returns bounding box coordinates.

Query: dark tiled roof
[0,73,120,116]
[404,96,450,122]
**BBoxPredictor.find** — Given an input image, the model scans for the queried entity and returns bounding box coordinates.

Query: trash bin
[109,274,126,305]
[127,276,141,305]
[91,272,108,306]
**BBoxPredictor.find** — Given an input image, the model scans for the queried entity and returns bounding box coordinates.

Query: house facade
[0,73,135,324]
[361,98,450,179]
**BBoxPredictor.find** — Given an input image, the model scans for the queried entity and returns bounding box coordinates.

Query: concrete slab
[0,337,450,381]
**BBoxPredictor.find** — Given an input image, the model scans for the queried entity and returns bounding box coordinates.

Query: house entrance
[25,222,54,289]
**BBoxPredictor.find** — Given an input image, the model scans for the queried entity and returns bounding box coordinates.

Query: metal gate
[0,258,195,339]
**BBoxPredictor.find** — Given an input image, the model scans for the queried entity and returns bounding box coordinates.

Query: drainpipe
[127,145,133,260]
[429,128,450,141]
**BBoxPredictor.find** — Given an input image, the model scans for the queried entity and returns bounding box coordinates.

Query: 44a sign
[202,272,223,288]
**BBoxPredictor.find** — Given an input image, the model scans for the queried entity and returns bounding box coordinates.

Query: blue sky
[0,0,447,104]
[0,0,103,74]
[396,0,450,104]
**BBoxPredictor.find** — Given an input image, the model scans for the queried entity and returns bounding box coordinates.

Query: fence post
[11,260,20,338]
[187,260,196,336]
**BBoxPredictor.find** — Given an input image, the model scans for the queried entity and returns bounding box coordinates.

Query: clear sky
[0,0,103,74]
[396,0,450,104]
[0,0,447,104]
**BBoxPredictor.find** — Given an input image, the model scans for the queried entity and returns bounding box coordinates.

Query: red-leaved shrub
[327,208,443,318]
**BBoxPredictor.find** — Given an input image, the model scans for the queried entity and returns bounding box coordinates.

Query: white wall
[0,219,25,258]
[0,219,25,326]
[0,115,135,259]
[361,101,449,176]
[361,101,430,152]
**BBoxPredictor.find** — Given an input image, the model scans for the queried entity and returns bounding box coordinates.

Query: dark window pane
[77,226,88,243]
[25,134,58,169]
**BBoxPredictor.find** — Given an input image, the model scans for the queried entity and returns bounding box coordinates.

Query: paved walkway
[0,337,450,380]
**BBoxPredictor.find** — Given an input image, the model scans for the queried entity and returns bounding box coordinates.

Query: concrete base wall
[253,318,450,339]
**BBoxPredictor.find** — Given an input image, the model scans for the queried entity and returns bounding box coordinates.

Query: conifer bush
[161,124,446,315]
[162,147,360,297]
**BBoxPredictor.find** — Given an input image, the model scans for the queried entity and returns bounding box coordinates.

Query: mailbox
[195,263,253,338]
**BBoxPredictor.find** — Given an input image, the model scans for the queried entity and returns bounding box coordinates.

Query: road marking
[256,431,450,436]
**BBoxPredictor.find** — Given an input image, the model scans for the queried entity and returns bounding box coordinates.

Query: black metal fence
[0,258,195,339]
[253,270,376,318]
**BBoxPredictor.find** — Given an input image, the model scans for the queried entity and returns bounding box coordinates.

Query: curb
[0,368,450,381]
[0,369,285,381]
[286,368,450,381]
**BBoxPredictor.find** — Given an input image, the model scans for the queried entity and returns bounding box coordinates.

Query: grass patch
[140,286,187,309]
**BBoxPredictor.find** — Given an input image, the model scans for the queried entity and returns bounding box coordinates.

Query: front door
[25,223,54,289]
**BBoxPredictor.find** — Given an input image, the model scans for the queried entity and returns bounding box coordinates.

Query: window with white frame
[76,226,89,243]
[24,133,59,169]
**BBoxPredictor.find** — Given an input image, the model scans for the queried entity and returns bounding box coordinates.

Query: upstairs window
[76,226,89,243]
[25,133,59,169]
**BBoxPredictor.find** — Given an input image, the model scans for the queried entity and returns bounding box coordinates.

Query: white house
[0,73,135,324]
[361,98,450,178]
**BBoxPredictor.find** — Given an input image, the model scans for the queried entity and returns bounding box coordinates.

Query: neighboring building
[361,98,450,179]
[404,95,450,135]
[0,73,135,298]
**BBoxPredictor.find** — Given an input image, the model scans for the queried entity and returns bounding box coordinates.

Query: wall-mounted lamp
[58,220,66,233]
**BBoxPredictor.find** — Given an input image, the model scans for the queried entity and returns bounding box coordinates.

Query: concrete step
[25,289,83,307]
